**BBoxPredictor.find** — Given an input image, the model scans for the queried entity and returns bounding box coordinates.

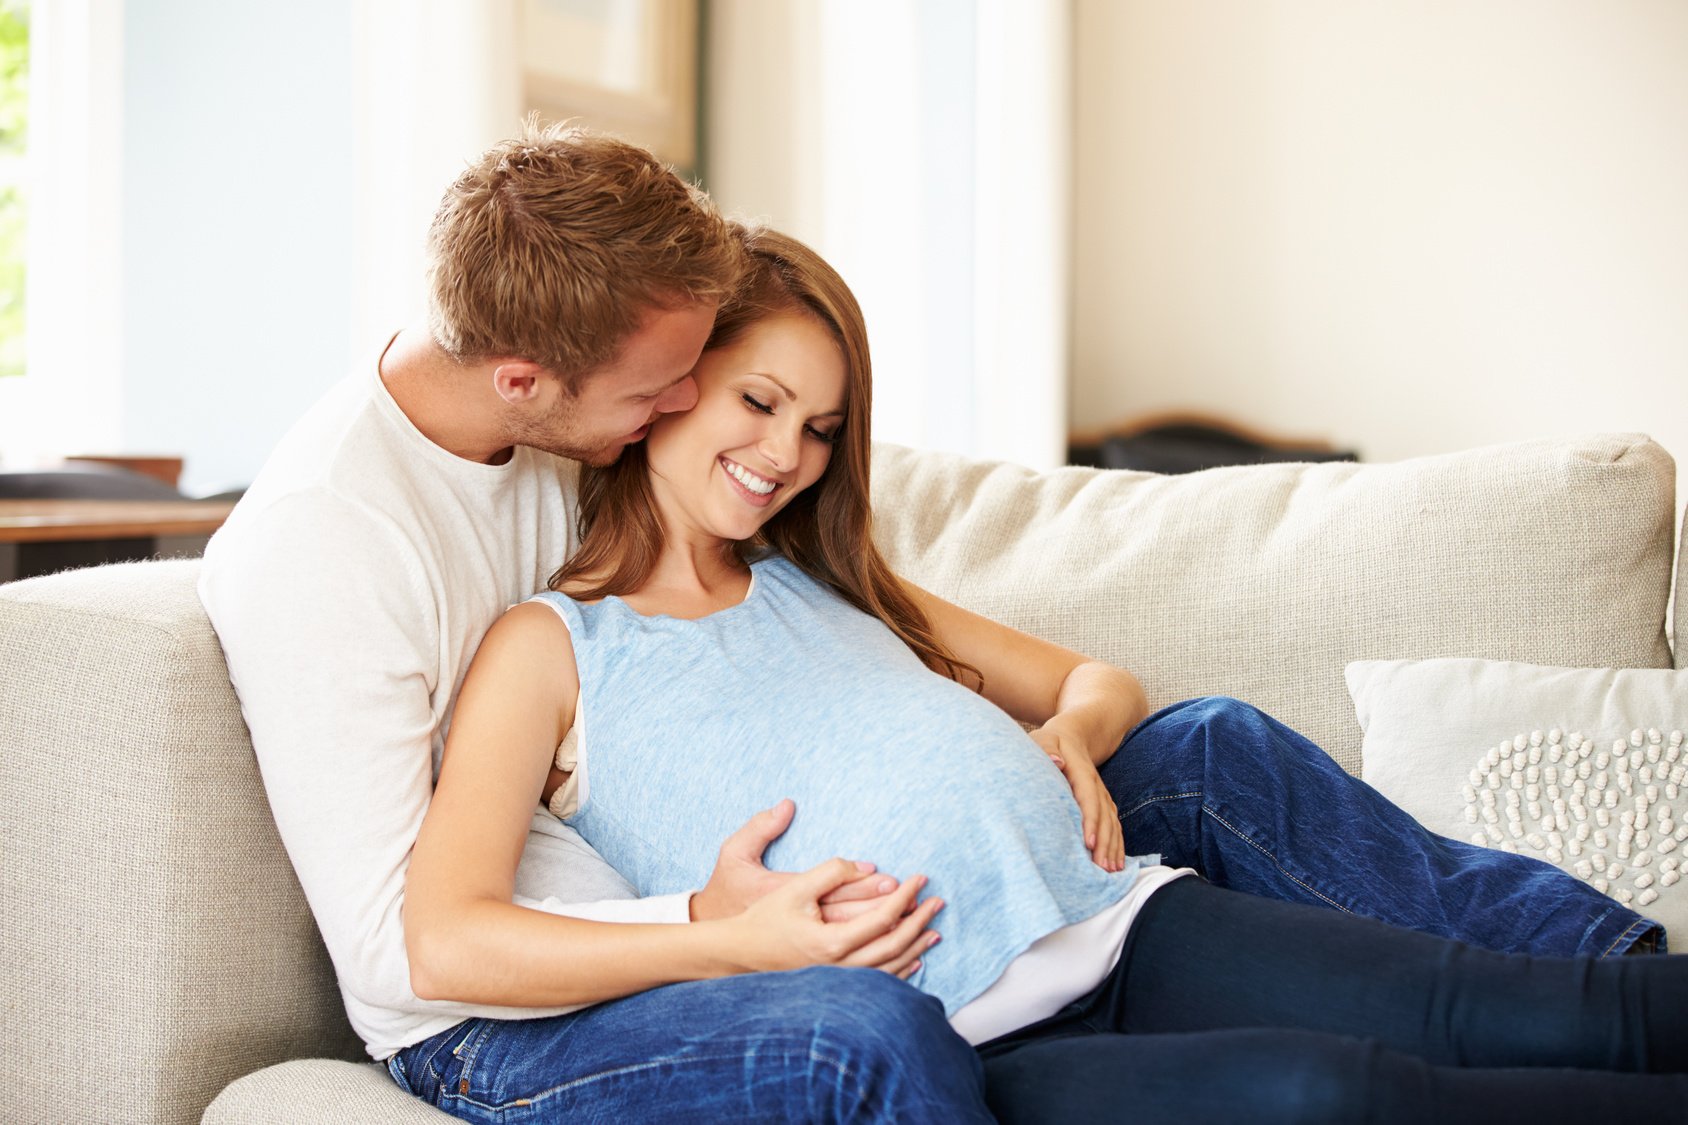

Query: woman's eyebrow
[746,371,797,400]
[747,372,845,416]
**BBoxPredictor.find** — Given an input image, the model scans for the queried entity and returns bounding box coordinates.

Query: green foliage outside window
[0,0,26,377]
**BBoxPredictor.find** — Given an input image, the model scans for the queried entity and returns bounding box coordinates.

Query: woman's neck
[613,535,752,620]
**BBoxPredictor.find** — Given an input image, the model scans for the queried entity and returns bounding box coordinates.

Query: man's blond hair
[426,120,742,379]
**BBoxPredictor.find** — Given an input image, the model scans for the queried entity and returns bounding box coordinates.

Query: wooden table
[0,499,238,543]
[0,499,238,582]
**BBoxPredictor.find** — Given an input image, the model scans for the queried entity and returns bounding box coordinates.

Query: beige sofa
[4,433,1683,1124]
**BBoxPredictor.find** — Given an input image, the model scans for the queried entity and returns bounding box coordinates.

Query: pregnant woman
[401,225,1688,1123]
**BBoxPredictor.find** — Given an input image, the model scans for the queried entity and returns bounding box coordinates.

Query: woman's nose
[760,426,800,472]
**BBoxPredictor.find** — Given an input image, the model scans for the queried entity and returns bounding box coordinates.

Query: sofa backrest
[1,559,362,1125]
[1678,511,1687,670]
[870,433,1678,774]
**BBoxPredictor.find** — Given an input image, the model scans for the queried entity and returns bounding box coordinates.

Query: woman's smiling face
[643,311,847,544]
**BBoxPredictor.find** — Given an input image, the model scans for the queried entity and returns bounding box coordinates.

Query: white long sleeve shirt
[199,341,689,1059]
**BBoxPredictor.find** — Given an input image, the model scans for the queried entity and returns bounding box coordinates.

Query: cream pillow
[1349,657,1688,945]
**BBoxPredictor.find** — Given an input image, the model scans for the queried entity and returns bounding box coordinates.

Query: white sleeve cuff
[517,890,694,925]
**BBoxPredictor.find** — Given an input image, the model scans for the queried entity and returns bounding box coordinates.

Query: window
[0,0,25,378]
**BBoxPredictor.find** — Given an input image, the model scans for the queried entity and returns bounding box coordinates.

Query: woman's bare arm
[403,602,943,1007]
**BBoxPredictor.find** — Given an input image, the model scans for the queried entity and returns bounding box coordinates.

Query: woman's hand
[1031,726,1127,872]
[690,799,920,924]
[727,857,944,979]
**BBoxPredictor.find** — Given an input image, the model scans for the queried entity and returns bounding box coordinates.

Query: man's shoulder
[243,372,397,504]
[199,374,419,606]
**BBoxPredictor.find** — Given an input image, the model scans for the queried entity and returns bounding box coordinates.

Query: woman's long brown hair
[550,225,981,687]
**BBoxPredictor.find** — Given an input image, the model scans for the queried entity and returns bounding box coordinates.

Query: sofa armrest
[1,560,363,1125]
[202,1060,452,1124]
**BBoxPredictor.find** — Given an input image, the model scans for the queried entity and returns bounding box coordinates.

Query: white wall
[120,1,359,495]
[1073,0,1688,504]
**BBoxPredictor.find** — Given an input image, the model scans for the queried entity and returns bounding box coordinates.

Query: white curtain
[349,0,523,352]
[707,0,1072,469]
[1,0,126,466]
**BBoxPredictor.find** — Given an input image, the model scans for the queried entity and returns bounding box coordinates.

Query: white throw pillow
[1348,657,1688,946]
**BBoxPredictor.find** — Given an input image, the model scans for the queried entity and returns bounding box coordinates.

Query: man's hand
[688,799,916,922]
[1031,727,1127,872]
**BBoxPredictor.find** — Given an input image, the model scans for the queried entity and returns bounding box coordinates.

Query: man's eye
[742,393,774,414]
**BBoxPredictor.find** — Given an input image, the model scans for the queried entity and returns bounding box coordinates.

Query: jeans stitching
[1597,914,1660,959]
[444,1040,854,1113]
[448,1020,493,1099]
[1123,791,1353,915]
[1119,791,1201,820]
[1200,805,1355,914]
[810,1046,864,1112]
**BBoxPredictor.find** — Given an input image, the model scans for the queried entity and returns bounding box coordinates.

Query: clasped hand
[690,798,943,978]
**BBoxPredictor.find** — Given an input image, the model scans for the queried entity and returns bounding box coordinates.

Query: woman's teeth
[725,460,777,495]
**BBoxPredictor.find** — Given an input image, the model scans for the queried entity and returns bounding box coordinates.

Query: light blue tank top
[533,555,1138,1015]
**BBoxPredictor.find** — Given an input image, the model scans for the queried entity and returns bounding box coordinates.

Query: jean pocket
[443,1015,592,1116]
[393,1019,486,1106]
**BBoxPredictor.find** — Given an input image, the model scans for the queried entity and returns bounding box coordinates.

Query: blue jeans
[979,877,1688,1123]
[387,966,991,1123]
[1104,697,1663,957]
[393,696,1664,1122]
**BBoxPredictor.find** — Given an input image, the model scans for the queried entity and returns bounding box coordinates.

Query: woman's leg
[387,966,991,1124]
[981,1028,1688,1125]
[1087,878,1687,1071]
[1102,697,1661,957]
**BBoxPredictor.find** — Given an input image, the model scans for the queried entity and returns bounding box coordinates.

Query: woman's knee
[1159,695,1270,732]
[1108,696,1270,782]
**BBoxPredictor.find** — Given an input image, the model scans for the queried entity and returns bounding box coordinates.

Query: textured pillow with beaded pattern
[1347,658,1688,946]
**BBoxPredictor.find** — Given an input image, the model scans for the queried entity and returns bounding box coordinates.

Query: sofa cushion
[202,1060,452,1123]
[1350,657,1688,947]
[870,433,1677,774]
[0,560,362,1125]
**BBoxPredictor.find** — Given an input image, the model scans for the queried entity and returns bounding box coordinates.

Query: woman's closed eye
[741,392,840,444]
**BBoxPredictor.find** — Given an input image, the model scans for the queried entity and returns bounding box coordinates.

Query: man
[200,122,990,1121]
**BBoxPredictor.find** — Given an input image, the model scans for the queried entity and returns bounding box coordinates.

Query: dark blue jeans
[980,877,1688,1123]
[1105,697,1662,957]
[388,966,991,1123]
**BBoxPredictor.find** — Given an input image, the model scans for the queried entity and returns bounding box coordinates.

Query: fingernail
[854,861,875,873]
[910,960,922,972]
[927,933,941,947]
[878,878,896,893]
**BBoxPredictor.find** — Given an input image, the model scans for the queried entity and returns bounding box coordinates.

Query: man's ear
[491,360,550,406]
